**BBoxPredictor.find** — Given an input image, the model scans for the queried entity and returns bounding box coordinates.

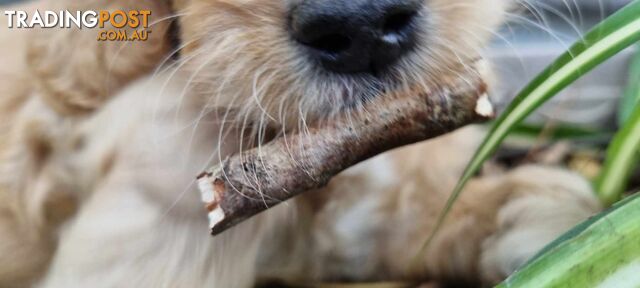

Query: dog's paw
[479,166,601,284]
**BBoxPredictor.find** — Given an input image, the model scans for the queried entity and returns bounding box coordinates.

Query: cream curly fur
[0,0,600,287]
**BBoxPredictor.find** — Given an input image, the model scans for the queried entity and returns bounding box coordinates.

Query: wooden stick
[197,68,494,235]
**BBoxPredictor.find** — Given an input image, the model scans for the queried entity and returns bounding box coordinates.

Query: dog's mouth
[315,61,434,112]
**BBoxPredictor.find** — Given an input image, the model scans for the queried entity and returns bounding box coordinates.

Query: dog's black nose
[290,0,422,74]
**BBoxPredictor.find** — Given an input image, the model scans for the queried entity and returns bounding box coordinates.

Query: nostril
[382,10,417,36]
[305,33,352,55]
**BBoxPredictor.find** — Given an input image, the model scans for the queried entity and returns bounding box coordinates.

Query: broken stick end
[197,173,226,233]
[475,93,495,119]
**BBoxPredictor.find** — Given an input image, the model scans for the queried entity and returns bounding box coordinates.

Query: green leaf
[595,105,640,206]
[618,44,640,125]
[508,123,611,141]
[496,193,640,288]
[418,0,640,256]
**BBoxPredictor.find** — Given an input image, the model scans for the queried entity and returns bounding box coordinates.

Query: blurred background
[473,0,639,192]
[492,0,636,129]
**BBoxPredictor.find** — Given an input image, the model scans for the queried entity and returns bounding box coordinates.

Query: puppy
[0,0,601,287]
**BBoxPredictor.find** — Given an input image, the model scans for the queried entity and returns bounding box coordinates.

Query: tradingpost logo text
[4,10,153,42]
